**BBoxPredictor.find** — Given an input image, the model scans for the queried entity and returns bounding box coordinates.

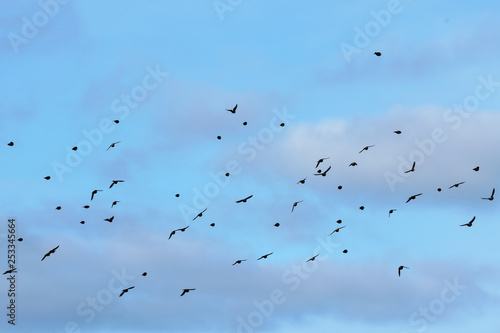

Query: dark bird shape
[91,189,103,201]
[41,245,59,261]
[291,200,303,212]
[336,219,342,224]
[210,223,215,227]
[343,249,348,253]
[359,145,375,153]
[236,195,253,203]
[17,238,23,242]
[7,142,14,146]
[406,193,422,203]
[72,146,77,151]
[142,272,147,276]
[460,216,476,227]
[55,206,61,210]
[404,161,416,173]
[3,268,16,274]
[315,157,330,169]
[394,130,401,134]
[114,120,119,124]
[349,162,357,167]
[226,104,237,113]
[473,166,480,172]
[80,221,85,224]
[449,182,465,189]
[388,209,397,217]
[306,254,319,262]
[359,206,364,210]
[44,176,51,180]
[329,226,346,236]
[169,226,189,240]
[398,266,409,276]
[314,166,331,177]
[374,52,381,56]
[83,205,90,209]
[274,223,280,227]
[193,208,207,220]
[109,180,124,189]
[106,141,121,151]
[482,188,495,201]
[232,259,247,266]
[104,216,114,223]
[297,177,307,184]
[111,201,120,208]
[180,288,195,296]
[257,252,273,260]
[119,286,135,297]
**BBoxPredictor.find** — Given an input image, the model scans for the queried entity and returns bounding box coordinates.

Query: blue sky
[1,0,500,332]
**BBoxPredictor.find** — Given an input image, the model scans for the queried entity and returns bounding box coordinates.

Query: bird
[394,130,401,134]
[336,219,342,224]
[329,226,346,236]
[169,226,189,239]
[297,177,307,184]
[193,208,207,220]
[398,266,409,276]
[306,254,319,262]
[104,216,114,223]
[91,189,103,201]
[404,161,416,173]
[257,252,273,260]
[449,182,465,189]
[113,120,119,124]
[232,259,247,266]
[17,238,23,242]
[119,286,135,297]
[314,166,331,177]
[226,104,237,113]
[359,145,375,153]
[343,249,348,253]
[180,288,195,296]
[142,272,147,276]
[359,206,365,210]
[349,162,357,167]
[109,180,124,189]
[72,146,77,151]
[44,176,50,180]
[374,52,381,56]
[473,166,480,172]
[460,216,476,227]
[315,157,329,169]
[82,205,90,209]
[41,245,59,261]
[106,141,121,151]
[236,195,253,203]
[111,201,120,208]
[406,193,422,203]
[3,268,16,275]
[481,188,495,201]
[7,142,14,146]
[388,209,397,217]
[291,200,303,212]
[210,223,215,227]
[274,223,280,227]
[55,206,61,210]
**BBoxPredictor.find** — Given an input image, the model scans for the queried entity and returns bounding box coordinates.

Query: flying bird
[257,252,273,260]
[306,254,319,262]
[109,180,124,189]
[473,166,480,172]
[404,161,416,173]
[291,200,303,212]
[91,190,103,201]
[314,166,331,177]
[315,157,330,168]
[169,226,189,240]
[460,216,476,227]
[111,201,120,208]
[388,209,397,217]
[398,266,409,276]
[41,245,59,261]
[329,226,346,236]
[481,188,495,201]
[236,195,253,203]
[3,268,16,275]
[44,176,51,180]
[359,145,375,153]
[406,193,422,203]
[193,208,207,220]
[180,288,195,296]
[106,141,121,151]
[349,162,357,167]
[226,104,237,113]
[119,286,135,297]
[297,177,307,184]
[374,52,381,56]
[449,182,465,189]
[83,205,90,209]
[104,216,114,223]
[394,130,401,134]
[7,142,14,146]
[232,259,247,266]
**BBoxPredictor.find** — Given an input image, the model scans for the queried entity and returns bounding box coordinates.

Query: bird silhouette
[404,161,416,173]
[111,201,120,208]
[297,177,307,184]
[91,190,103,201]
[315,157,330,168]
[449,182,465,189]
[236,195,253,203]
[329,226,346,236]
[306,254,319,262]
[274,223,280,227]
[55,206,61,210]
[193,208,207,220]
[7,142,14,146]
[291,200,303,212]
[41,245,59,261]
[349,162,357,167]
[398,266,409,276]
[169,226,189,240]
[180,288,195,296]
[257,252,273,260]
[44,176,51,180]
[232,259,247,265]
[3,268,16,274]
[406,193,422,203]
[109,180,124,189]
[106,141,121,151]
[388,209,397,217]
[119,286,135,297]
[72,146,77,151]
[83,205,90,209]
[314,166,331,177]
[104,216,114,223]
[460,216,476,227]
[226,104,237,113]
[473,166,480,172]
[394,130,401,134]
[359,145,375,153]
[374,52,381,56]
[142,272,147,276]
[481,188,495,201]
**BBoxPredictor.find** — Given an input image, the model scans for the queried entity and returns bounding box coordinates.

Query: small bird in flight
[236,195,253,203]
[109,180,124,189]
[181,288,195,296]
[404,161,416,173]
[104,216,114,223]
[398,266,409,276]
[460,216,476,227]
[406,193,422,203]
[314,166,331,177]
[394,130,401,134]
[111,201,120,208]
[226,104,237,114]
[306,254,319,262]
[232,259,247,266]
[7,142,14,146]
[91,190,103,201]
[329,226,346,236]
[3,268,16,275]
[297,177,307,184]
[473,166,480,172]
[106,141,121,151]
[388,209,397,217]
[449,182,465,189]
[374,52,381,56]
[315,157,330,169]
[44,176,51,180]
[83,205,90,209]
[119,286,135,297]
[257,252,273,260]
[169,226,189,240]
[482,188,495,201]
[291,200,303,212]
[193,208,207,220]
[41,245,59,261]
[349,162,357,167]
[359,145,375,153]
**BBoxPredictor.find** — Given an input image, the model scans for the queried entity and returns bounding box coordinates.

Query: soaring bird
[291,200,303,212]
[349,162,357,167]
[106,141,121,151]
[91,190,103,201]
[394,130,401,134]
[232,259,247,266]
[449,182,465,189]
[119,286,135,297]
[374,52,381,56]
[109,180,124,189]
[41,245,59,261]
[315,157,330,169]
[236,195,253,203]
[314,166,331,177]
[257,252,273,260]
[460,216,476,227]
[404,161,416,173]
[226,104,237,113]
[297,177,307,184]
[406,193,422,203]
[481,188,495,201]
[111,201,120,208]
[83,205,90,209]
[44,176,51,180]
[473,166,480,172]
[388,209,397,217]
[104,216,114,223]
[398,266,409,276]
[7,142,14,146]
[169,226,189,240]
[3,268,16,275]
[329,226,346,236]
[193,208,207,220]
[359,145,375,153]
[181,288,195,296]
[306,254,319,262]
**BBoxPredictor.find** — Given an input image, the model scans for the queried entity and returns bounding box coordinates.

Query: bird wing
[470,216,476,224]
[180,290,186,296]
[246,195,253,200]
[324,166,331,173]
[492,188,495,197]
[109,182,114,188]
[91,192,95,201]
[119,290,125,297]
[235,199,243,203]
[168,231,175,239]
